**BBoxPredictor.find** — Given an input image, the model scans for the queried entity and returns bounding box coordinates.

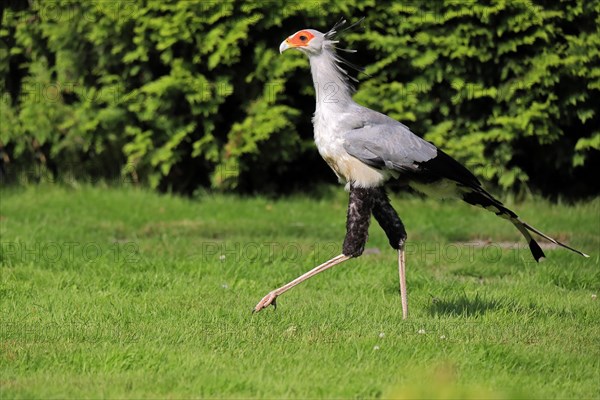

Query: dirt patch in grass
[454,239,561,250]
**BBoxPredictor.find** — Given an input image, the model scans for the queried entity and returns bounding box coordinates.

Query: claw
[253,291,278,313]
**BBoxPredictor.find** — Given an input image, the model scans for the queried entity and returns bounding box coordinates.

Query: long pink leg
[253,254,351,312]
[398,246,408,319]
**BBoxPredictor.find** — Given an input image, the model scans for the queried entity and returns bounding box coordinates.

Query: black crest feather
[325,17,369,88]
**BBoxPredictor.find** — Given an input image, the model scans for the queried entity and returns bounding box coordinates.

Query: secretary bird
[253,20,589,318]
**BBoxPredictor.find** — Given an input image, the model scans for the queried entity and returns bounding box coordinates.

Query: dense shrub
[1,0,598,198]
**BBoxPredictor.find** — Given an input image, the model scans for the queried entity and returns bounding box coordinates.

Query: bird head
[279,19,366,89]
[278,18,364,59]
[279,29,325,55]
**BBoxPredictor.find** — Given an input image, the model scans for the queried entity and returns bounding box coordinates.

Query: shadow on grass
[429,292,580,319]
[428,292,509,317]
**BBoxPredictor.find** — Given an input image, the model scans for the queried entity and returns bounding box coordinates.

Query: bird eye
[299,35,307,41]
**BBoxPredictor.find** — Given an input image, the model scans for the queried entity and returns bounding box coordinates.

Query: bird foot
[253,291,278,313]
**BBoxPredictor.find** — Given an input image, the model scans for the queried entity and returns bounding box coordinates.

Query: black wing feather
[415,149,481,188]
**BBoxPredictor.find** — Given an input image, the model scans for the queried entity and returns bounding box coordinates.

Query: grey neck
[309,50,354,111]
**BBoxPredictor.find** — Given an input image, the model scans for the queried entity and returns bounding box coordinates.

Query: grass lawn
[1,185,598,399]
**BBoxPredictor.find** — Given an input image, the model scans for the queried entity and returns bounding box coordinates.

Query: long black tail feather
[527,238,546,262]
[461,188,589,261]
[520,220,589,258]
[529,238,546,262]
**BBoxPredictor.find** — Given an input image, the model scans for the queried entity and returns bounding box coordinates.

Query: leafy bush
[1,0,598,198]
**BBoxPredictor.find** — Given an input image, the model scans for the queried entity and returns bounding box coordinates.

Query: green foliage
[353,0,599,197]
[1,1,598,196]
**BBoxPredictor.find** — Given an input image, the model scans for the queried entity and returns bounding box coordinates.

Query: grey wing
[343,122,438,174]
[343,116,481,187]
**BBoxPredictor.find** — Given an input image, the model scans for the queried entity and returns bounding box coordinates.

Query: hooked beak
[279,39,291,54]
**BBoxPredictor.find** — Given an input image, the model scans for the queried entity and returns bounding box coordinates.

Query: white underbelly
[323,152,386,188]
[313,118,385,188]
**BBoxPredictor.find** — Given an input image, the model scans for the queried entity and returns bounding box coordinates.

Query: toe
[253,291,277,313]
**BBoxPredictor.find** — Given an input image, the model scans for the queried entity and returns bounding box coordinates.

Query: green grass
[1,185,599,399]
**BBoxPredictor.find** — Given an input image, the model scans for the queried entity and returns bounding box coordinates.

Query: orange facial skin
[286,30,315,47]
